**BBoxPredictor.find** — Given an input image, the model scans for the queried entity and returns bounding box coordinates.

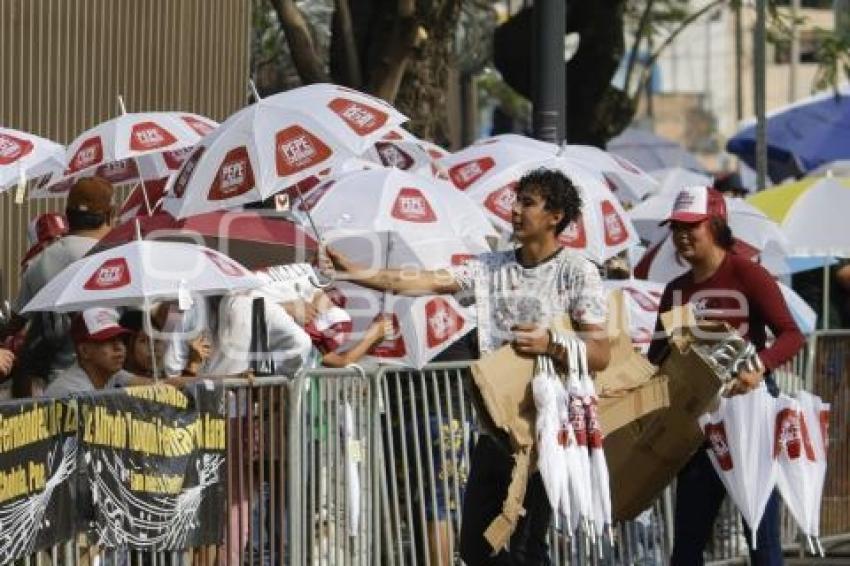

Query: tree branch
[332,0,363,88]
[623,0,656,95]
[633,0,726,103]
[367,0,419,102]
[271,0,328,84]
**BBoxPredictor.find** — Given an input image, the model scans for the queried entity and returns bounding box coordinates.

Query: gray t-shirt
[448,248,607,354]
[13,235,98,377]
[44,363,134,397]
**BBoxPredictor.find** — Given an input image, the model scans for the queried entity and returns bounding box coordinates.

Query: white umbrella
[163,87,407,219]
[774,394,822,553]
[560,144,658,205]
[22,240,262,313]
[795,390,830,553]
[297,168,491,269]
[532,354,566,513]
[563,335,593,535]
[361,128,449,177]
[64,111,215,175]
[603,279,664,353]
[335,285,474,369]
[647,167,713,196]
[629,190,790,250]
[0,128,65,193]
[699,387,779,547]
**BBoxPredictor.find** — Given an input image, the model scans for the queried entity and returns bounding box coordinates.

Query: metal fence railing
[4,330,850,564]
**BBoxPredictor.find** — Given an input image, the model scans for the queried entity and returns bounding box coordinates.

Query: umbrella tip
[117,94,127,115]
[248,79,261,102]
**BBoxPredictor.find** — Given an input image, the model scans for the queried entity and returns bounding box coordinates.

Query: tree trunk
[271,0,329,84]
[393,0,463,143]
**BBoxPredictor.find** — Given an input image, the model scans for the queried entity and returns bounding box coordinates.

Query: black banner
[0,397,77,561]
[77,383,226,551]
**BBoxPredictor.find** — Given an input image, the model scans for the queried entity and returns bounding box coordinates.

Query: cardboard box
[606,304,727,521]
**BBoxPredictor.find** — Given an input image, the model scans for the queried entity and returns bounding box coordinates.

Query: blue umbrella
[726,84,850,182]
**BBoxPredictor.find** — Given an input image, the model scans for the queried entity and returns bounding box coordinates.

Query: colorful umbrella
[746,177,850,258]
[699,386,779,548]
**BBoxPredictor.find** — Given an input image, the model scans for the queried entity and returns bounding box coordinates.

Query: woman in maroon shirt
[648,186,804,566]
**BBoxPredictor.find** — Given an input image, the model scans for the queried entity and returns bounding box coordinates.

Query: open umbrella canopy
[727,84,850,182]
[647,167,713,197]
[22,240,262,313]
[0,128,64,192]
[560,144,658,205]
[92,210,318,270]
[607,127,706,173]
[162,85,407,219]
[746,177,850,257]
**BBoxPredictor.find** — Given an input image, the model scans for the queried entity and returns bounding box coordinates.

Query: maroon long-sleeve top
[647,253,805,370]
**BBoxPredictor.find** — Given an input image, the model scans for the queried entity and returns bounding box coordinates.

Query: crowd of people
[0,166,823,566]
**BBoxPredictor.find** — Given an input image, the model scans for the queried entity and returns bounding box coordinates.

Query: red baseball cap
[71,307,130,344]
[660,185,727,225]
[21,213,69,266]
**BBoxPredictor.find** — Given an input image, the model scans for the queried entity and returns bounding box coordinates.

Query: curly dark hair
[515,168,583,235]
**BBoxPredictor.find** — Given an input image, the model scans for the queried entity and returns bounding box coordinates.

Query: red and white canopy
[0,128,65,192]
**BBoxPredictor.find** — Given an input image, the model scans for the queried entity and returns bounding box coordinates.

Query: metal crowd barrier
[6,330,850,565]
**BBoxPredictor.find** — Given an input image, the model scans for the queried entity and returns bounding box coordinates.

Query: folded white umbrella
[563,336,593,535]
[22,240,262,313]
[774,394,822,553]
[795,390,830,553]
[699,386,779,548]
[0,128,65,193]
[342,402,361,536]
[532,354,566,514]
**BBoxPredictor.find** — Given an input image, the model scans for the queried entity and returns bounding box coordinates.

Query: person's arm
[323,247,460,296]
[321,317,392,368]
[729,264,805,395]
[0,348,14,378]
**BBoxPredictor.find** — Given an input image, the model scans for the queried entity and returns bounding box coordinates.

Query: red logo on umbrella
[483,183,517,222]
[391,187,437,223]
[68,137,104,173]
[559,218,587,248]
[425,297,464,348]
[705,421,734,470]
[448,157,495,190]
[451,254,474,266]
[369,313,406,358]
[204,250,246,277]
[208,147,256,201]
[602,200,629,245]
[96,159,139,183]
[570,397,588,447]
[0,133,34,165]
[586,398,603,449]
[275,126,333,176]
[172,146,205,199]
[774,408,816,461]
[181,115,215,136]
[162,147,195,170]
[327,98,389,136]
[84,257,131,290]
[375,142,414,170]
[130,122,178,151]
[48,177,75,195]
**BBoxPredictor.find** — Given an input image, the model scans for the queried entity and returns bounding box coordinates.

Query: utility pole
[734,2,743,122]
[755,0,768,191]
[532,0,566,143]
[790,0,800,103]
